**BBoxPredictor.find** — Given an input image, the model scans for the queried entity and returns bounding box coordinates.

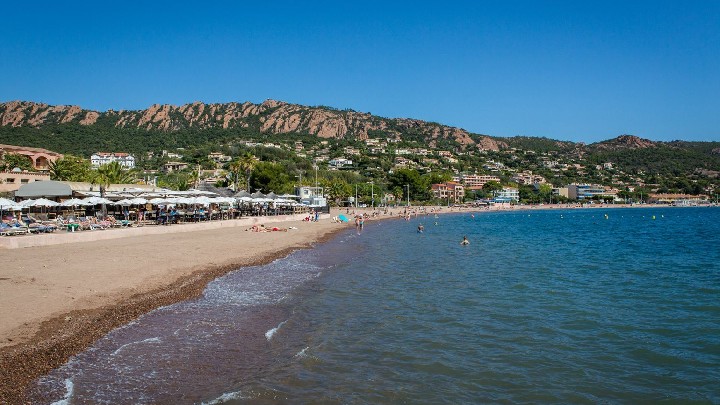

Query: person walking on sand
[461,236,470,245]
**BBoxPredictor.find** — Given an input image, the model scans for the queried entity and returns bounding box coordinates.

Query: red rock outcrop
[0,100,491,148]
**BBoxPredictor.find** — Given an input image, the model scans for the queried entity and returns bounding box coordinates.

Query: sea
[32,207,720,404]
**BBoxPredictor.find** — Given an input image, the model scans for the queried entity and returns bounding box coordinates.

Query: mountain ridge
[1,100,716,155]
[0,100,503,151]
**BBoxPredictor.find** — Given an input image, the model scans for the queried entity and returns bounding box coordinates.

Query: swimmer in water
[461,236,470,245]
[417,224,424,233]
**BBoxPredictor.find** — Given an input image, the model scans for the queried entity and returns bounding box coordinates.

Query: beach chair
[0,222,23,236]
[1,221,29,235]
[23,215,56,233]
[85,217,107,230]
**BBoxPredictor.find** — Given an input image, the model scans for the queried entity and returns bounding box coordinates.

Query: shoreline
[0,213,351,404]
[0,203,706,402]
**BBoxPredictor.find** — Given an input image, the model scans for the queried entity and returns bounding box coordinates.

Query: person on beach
[461,236,470,245]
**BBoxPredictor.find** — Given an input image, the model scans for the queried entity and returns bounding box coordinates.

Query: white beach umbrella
[80,196,112,206]
[60,198,85,207]
[129,197,148,205]
[208,197,231,204]
[171,197,192,205]
[148,197,169,205]
[18,199,36,207]
[190,196,212,206]
[96,197,114,205]
[0,197,17,208]
[23,198,60,207]
[114,199,133,206]
[0,198,23,213]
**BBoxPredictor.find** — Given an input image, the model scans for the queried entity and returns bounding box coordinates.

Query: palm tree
[48,155,91,181]
[228,159,243,191]
[238,153,259,192]
[90,161,135,217]
[188,165,200,189]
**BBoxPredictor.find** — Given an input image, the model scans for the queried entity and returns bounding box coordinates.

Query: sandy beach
[0,203,684,402]
[0,212,354,403]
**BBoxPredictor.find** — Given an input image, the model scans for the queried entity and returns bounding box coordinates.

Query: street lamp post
[313,164,318,188]
[355,184,358,208]
[370,181,374,209]
[405,184,410,207]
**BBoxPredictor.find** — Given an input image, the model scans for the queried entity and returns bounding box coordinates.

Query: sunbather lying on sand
[247,224,288,232]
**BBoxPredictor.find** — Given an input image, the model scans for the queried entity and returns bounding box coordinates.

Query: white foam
[295,346,310,358]
[111,337,161,356]
[265,320,287,341]
[202,390,247,404]
[49,378,74,405]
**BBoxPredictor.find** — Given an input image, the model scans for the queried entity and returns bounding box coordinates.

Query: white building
[295,186,326,206]
[328,158,353,168]
[567,184,608,200]
[208,152,231,164]
[91,152,135,168]
[494,187,520,202]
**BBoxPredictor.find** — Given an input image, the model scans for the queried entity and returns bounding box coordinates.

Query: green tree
[387,169,429,202]
[90,161,135,197]
[89,161,135,216]
[1,153,34,171]
[239,152,260,192]
[483,181,503,194]
[227,159,243,191]
[324,178,352,206]
[250,162,293,193]
[48,155,92,181]
[158,172,191,191]
[537,183,553,203]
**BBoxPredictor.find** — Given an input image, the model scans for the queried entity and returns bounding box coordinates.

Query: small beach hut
[15,180,73,200]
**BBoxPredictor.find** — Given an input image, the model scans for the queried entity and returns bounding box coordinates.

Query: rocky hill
[0,100,505,151]
[590,134,657,151]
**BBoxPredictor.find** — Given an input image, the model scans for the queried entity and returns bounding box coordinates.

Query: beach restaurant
[8,180,306,224]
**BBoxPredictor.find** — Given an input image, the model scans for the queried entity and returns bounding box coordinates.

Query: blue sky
[1,1,719,143]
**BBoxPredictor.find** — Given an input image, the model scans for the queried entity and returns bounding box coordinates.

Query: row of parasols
[0,195,303,212]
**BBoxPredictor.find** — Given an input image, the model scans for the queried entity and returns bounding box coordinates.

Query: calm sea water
[34,207,720,404]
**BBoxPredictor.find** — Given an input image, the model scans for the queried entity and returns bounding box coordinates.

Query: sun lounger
[19,216,57,233]
[0,223,21,236]
[0,221,29,236]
